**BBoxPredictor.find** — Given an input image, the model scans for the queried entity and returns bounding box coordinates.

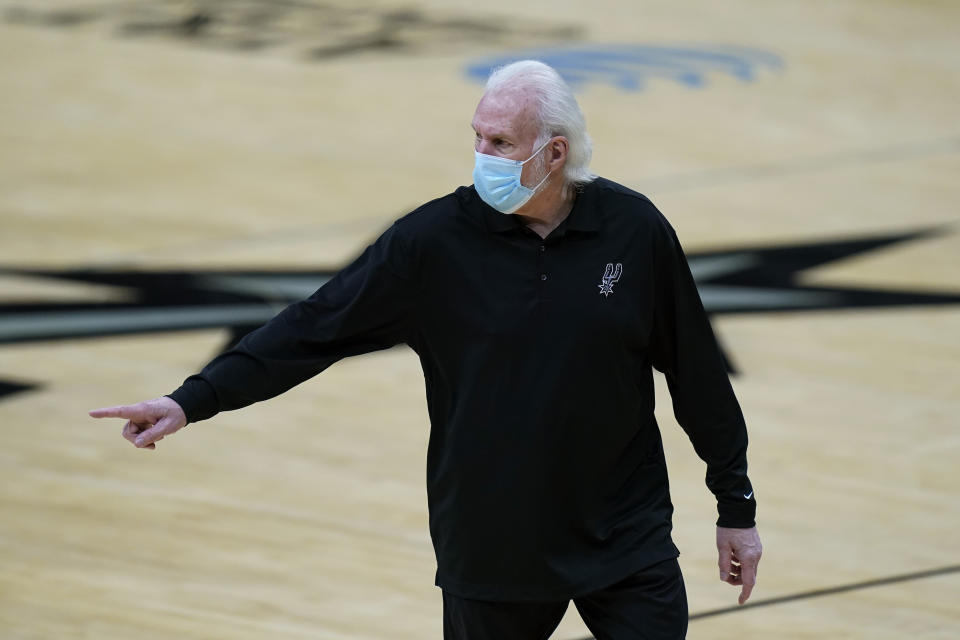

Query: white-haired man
[92,60,761,639]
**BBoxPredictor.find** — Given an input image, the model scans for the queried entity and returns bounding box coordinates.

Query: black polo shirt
[169,177,756,601]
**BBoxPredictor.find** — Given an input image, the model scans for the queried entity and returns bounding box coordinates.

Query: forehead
[471,89,539,141]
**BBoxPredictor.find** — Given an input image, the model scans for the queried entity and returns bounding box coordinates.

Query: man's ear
[550,136,569,169]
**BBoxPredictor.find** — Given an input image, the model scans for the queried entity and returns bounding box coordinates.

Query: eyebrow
[471,125,513,143]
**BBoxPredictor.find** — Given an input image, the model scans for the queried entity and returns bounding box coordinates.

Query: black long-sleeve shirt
[168,177,756,601]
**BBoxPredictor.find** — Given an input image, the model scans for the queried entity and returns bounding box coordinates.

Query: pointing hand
[89,397,187,450]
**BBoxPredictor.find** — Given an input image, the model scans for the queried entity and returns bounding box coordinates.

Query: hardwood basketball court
[1,1,958,637]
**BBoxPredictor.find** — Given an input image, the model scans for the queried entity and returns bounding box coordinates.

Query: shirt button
[540,245,546,252]
[540,274,547,281]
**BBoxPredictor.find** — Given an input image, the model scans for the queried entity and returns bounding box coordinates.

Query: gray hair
[484,60,596,190]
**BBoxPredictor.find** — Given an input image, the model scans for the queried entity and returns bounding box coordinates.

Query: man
[91,60,761,639]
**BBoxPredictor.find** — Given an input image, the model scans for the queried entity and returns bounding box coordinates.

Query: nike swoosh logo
[743,491,754,500]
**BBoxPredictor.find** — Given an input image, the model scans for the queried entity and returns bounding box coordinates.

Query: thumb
[133,421,167,448]
[133,415,183,449]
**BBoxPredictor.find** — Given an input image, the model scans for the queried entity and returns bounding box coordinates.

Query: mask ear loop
[522,137,556,194]
[527,164,553,194]
[520,136,556,166]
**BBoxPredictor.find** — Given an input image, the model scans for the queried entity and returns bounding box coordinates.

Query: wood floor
[1,1,958,637]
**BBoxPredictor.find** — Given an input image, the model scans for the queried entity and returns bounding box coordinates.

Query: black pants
[442,558,688,640]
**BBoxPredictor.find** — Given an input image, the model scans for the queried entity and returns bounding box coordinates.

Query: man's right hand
[89,397,187,450]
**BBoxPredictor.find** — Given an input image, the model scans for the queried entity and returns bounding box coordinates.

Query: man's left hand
[716,525,763,605]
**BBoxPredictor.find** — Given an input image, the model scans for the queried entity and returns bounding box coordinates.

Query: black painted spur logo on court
[1,228,959,399]
[3,1,581,61]
[599,263,623,297]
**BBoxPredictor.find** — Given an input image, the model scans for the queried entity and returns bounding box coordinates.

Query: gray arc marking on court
[572,564,960,639]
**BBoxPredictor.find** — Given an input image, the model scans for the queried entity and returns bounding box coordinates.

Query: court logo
[598,263,623,297]
[2,228,960,399]
[466,44,782,92]
[4,2,581,62]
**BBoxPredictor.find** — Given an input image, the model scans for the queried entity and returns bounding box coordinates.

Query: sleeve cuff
[716,498,757,528]
[166,377,220,424]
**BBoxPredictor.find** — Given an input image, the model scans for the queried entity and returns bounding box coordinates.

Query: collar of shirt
[461,180,601,238]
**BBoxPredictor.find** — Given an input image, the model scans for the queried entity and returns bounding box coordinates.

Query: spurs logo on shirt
[598,263,623,297]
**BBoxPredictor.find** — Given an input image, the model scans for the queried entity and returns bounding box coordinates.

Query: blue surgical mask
[473,139,553,214]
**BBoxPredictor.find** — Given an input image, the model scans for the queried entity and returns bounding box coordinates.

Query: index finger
[89,405,143,420]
